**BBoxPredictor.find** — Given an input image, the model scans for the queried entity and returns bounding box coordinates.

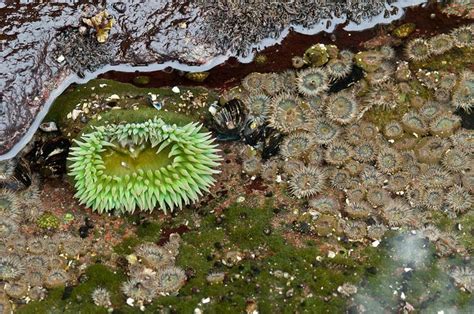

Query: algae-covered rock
[303,44,331,67]
[355,50,385,72]
[392,23,416,38]
[132,75,151,86]
[185,71,210,82]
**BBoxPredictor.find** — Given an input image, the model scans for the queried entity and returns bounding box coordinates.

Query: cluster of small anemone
[121,233,186,307]
[238,27,473,258]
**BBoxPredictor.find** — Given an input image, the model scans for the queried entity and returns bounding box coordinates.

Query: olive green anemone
[68,118,221,214]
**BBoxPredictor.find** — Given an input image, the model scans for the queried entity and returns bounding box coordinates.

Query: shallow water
[0,2,473,313]
[0,0,444,159]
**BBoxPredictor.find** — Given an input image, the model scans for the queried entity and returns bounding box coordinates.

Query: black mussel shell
[242,119,265,147]
[329,65,364,94]
[211,99,248,141]
[0,157,31,191]
[261,126,284,160]
[27,137,71,177]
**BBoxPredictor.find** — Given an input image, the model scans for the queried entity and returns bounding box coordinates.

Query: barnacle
[0,255,25,280]
[367,223,388,240]
[346,186,366,202]
[68,118,221,214]
[366,61,395,85]
[325,141,353,165]
[283,159,305,176]
[419,101,444,122]
[307,147,324,165]
[381,198,416,227]
[344,124,364,145]
[304,95,326,117]
[422,188,445,211]
[329,168,352,190]
[451,129,474,153]
[292,56,305,69]
[28,286,47,301]
[415,137,450,164]
[445,185,473,214]
[261,159,280,182]
[244,94,270,124]
[395,61,412,81]
[326,92,359,125]
[156,266,186,294]
[428,34,454,55]
[452,70,474,113]
[344,160,363,176]
[242,72,265,93]
[280,131,314,159]
[430,113,461,137]
[313,214,341,236]
[308,195,341,214]
[263,73,285,95]
[419,225,441,242]
[367,83,399,110]
[386,171,410,193]
[434,88,451,102]
[0,160,16,183]
[121,278,156,302]
[353,141,378,163]
[439,72,458,91]
[25,271,45,290]
[450,266,474,293]
[383,120,404,139]
[442,148,470,173]
[44,269,70,288]
[344,201,372,219]
[0,218,18,239]
[359,121,379,138]
[312,118,341,145]
[289,165,327,198]
[62,236,85,257]
[296,68,329,96]
[0,189,20,221]
[339,49,354,61]
[376,148,402,174]
[136,243,174,269]
[451,25,473,48]
[5,281,28,299]
[242,156,262,176]
[326,58,352,79]
[405,38,430,61]
[343,220,367,241]
[421,166,453,189]
[379,46,395,60]
[28,237,46,255]
[268,93,310,133]
[401,111,428,135]
[366,187,391,207]
[360,165,385,188]
[92,287,112,307]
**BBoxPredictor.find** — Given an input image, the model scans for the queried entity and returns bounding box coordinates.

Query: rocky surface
[0,1,421,157]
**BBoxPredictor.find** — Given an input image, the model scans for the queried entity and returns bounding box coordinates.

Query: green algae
[18,265,126,314]
[45,79,218,141]
[113,221,162,255]
[36,212,61,230]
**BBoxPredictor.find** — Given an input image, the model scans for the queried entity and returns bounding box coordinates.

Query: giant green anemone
[68,118,221,214]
